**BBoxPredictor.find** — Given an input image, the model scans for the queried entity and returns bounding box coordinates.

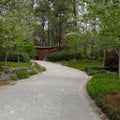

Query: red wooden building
[35,46,57,60]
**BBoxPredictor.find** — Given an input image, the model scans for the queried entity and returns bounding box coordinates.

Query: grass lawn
[87,73,120,120]
[62,60,120,120]
[7,61,31,68]
[62,60,103,70]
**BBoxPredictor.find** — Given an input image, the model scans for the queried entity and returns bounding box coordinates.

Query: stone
[6,68,16,74]
[0,73,11,81]
[27,68,39,74]
[10,74,18,80]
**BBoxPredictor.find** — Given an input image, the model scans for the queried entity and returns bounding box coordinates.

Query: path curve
[0,61,105,120]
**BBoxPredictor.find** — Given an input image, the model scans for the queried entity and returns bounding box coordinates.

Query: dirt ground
[0,81,15,87]
[104,93,120,111]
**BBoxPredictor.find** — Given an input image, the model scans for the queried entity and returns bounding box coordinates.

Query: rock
[10,74,18,80]
[27,68,39,74]
[30,61,36,66]
[0,73,11,81]
[6,68,16,74]
[32,68,39,73]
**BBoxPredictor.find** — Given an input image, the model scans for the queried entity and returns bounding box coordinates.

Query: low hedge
[7,52,30,62]
[47,51,82,61]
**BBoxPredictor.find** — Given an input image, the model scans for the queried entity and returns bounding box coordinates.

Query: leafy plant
[15,69,29,79]
[47,51,82,61]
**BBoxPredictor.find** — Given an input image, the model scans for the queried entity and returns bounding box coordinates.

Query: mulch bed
[104,93,120,111]
[0,81,14,87]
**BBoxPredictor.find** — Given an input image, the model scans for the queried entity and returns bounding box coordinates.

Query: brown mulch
[104,93,120,111]
[0,81,15,87]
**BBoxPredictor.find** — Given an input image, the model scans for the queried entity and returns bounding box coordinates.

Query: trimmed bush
[47,51,82,61]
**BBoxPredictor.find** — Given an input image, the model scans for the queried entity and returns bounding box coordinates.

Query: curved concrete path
[0,61,103,120]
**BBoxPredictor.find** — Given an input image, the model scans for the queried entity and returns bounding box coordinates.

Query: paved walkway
[0,61,102,120]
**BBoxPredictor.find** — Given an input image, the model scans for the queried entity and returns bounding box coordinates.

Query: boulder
[0,73,11,81]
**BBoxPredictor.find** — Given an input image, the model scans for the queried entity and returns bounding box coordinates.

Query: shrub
[105,50,118,67]
[7,52,30,62]
[47,51,82,61]
[15,69,29,79]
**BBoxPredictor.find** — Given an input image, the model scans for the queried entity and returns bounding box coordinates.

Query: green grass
[16,69,29,79]
[0,61,45,80]
[87,73,120,120]
[7,61,46,72]
[62,60,103,70]
[7,62,31,68]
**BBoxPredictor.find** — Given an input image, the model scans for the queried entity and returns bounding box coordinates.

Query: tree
[0,0,35,72]
[33,0,80,47]
[64,32,82,60]
[82,0,120,76]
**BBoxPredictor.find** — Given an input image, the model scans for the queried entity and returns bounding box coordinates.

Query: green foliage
[62,60,103,71]
[47,51,82,61]
[16,69,29,79]
[7,52,30,62]
[87,73,120,120]
[7,62,31,68]
[87,69,106,76]
[0,0,35,71]
[33,0,79,46]
[64,32,82,59]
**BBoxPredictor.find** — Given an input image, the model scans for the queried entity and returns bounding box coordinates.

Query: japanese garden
[0,0,120,120]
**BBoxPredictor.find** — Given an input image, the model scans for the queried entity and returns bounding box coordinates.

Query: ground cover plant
[7,62,31,68]
[62,60,120,120]
[87,73,120,120]
[62,60,103,71]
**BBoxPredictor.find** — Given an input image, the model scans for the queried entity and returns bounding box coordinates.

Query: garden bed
[0,61,45,86]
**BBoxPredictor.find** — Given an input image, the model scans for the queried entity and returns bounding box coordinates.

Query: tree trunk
[83,43,87,56]
[91,46,95,61]
[17,50,20,63]
[47,0,50,46]
[118,49,120,78]
[4,51,9,72]
[103,47,106,66]
[74,45,77,60]
[73,0,77,27]
[47,20,50,45]
[42,18,45,46]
